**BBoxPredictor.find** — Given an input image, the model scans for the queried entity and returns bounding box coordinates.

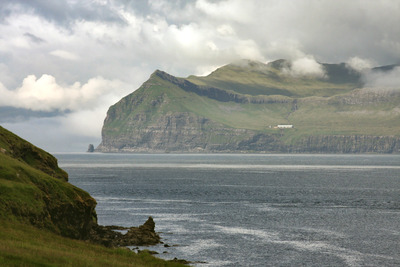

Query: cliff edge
[0,126,160,245]
[97,59,400,153]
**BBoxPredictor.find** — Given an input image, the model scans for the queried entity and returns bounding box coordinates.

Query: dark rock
[89,217,161,247]
[87,144,94,152]
[169,257,191,265]
[138,249,158,255]
[139,216,155,231]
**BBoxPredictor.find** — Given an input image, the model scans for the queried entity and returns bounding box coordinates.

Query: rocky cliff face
[98,108,400,153]
[0,126,162,245]
[97,60,400,154]
[97,112,255,152]
[293,135,400,153]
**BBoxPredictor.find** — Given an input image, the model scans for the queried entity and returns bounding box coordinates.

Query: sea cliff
[0,125,187,266]
[0,125,161,243]
[97,60,400,153]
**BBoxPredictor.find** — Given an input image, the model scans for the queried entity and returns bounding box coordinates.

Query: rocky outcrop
[87,144,95,152]
[89,217,161,247]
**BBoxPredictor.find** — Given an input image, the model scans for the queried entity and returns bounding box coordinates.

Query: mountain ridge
[97,59,400,153]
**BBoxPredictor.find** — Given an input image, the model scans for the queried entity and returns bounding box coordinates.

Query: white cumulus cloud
[346,57,373,72]
[0,74,130,112]
[283,56,327,78]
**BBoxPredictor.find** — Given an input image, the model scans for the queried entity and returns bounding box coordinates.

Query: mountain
[97,59,400,153]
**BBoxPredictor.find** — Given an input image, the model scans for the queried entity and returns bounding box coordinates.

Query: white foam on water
[245,203,279,212]
[274,236,400,266]
[99,206,167,211]
[154,213,206,223]
[94,196,142,202]
[177,239,223,255]
[290,227,347,239]
[213,225,279,241]
[196,260,233,266]
[95,196,195,206]
[157,223,191,235]
[212,224,399,266]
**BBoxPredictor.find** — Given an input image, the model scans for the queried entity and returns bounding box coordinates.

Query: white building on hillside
[277,125,294,129]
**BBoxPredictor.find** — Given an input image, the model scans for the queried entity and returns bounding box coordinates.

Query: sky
[0,0,400,152]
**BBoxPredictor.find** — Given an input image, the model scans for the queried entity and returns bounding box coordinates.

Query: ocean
[56,153,400,266]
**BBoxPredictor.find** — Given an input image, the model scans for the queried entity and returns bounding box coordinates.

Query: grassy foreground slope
[0,126,185,266]
[0,126,97,239]
[0,220,182,267]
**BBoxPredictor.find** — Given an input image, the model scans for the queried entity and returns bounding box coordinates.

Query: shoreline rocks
[88,217,161,247]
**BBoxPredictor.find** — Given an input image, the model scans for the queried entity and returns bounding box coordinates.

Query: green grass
[0,126,188,266]
[0,151,97,237]
[0,220,186,267]
[101,60,400,150]
[187,60,357,97]
[0,126,68,181]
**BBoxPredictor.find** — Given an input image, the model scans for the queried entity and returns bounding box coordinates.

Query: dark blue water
[56,153,400,266]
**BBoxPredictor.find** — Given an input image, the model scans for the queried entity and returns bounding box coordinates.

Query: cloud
[50,50,79,61]
[195,0,254,23]
[282,56,327,79]
[2,0,399,84]
[24,32,46,44]
[0,73,132,152]
[346,57,373,72]
[363,67,400,90]
[0,74,130,112]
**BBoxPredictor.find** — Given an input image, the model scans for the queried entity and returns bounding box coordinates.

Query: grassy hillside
[0,220,185,267]
[0,126,68,181]
[105,69,400,138]
[98,59,400,153]
[0,126,97,238]
[187,59,360,97]
[0,126,186,266]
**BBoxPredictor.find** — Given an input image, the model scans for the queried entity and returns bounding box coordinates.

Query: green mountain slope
[0,126,68,181]
[97,60,400,153]
[187,59,361,97]
[0,126,186,266]
[0,125,97,239]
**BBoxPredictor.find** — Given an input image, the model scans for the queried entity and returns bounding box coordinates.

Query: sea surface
[56,153,400,266]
